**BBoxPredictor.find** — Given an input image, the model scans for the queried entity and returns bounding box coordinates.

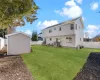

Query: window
[69,37,72,42]
[59,27,61,31]
[49,29,52,33]
[66,37,72,42]
[50,38,52,41]
[66,37,69,39]
[76,24,77,30]
[79,26,80,29]
[54,28,56,30]
[70,24,74,30]
[56,38,58,41]
[80,38,81,41]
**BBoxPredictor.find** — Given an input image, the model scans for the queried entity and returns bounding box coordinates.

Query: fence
[31,41,43,45]
[31,41,100,49]
[83,42,100,49]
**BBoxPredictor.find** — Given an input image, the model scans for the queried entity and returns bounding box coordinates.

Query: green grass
[21,45,100,80]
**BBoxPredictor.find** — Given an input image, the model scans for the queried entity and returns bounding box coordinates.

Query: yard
[21,45,100,80]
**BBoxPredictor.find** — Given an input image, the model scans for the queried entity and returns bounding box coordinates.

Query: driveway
[0,56,33,80]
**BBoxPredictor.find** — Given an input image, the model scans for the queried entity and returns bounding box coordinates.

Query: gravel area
[74,52,100,80]
[0,55,33,80]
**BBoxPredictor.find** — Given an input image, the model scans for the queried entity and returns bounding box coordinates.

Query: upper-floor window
[70,24,74,30]
[54,27,56,30]
[49,29,52,33]
[59,27,61,31]
[76,24,77,30]
[79,26,81,29]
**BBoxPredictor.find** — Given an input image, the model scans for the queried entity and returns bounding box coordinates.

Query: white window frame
[66,37,72,43]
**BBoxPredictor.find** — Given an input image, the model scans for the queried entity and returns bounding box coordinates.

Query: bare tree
[85,32,89,38]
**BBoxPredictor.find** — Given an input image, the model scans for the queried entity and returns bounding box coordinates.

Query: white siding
[74,19,84,47]
[7,33,30,55]
[42,17,84,47]
[42,23,75,37]
[45,35,75,47]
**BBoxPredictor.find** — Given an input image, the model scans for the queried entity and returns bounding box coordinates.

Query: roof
[42,16,83,30]
[5,32,31,38]
[0,37,4,39]
[94,34,100,38]
[92,34,100,40]
[38,33,42,35]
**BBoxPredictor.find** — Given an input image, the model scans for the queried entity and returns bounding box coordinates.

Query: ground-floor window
[50,38,52,41]
[66,37,72,42]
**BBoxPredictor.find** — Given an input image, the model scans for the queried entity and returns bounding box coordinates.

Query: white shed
[0,37,5,50]
[5,32,31,55]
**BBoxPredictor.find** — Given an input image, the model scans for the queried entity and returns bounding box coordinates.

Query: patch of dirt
[0,56,33,80]
[74,52,100,80]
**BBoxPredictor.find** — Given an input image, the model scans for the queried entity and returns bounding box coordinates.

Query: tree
[0,28,7,38]
[31,31,38,41]
[85,32,89,38]
[0,0,39,29]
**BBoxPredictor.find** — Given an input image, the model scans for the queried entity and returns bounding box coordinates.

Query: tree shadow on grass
[74,52,100,80]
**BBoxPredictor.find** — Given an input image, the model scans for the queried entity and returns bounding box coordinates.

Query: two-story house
[42,17,84,47]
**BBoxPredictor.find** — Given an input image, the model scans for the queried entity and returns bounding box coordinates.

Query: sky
[16,0,100,38]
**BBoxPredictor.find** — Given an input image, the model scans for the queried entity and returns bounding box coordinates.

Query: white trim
[5,32,31,38]
[7,36,8,55]
[79,17,84,28]
[0,37,4,39]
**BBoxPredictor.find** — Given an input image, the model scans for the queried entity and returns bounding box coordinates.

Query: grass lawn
[21,45,100,80]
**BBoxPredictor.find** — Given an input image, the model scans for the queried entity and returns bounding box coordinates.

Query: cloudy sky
[16,0,100,38]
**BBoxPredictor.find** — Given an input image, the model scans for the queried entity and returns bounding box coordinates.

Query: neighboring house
[38,33,43,41]
[83,38,92,42]
[92,34,100,42]
[42,17,84,47]
[5,32,31,55]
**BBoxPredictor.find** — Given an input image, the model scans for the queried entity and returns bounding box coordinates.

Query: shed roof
[5,32,31,38]
[0,37,4,39]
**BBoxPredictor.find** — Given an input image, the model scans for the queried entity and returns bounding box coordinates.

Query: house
[42,17,84,47]
[38,33,43,41]
[92,34,100,42]
[5,32,31,55]
[83,38,92,42]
